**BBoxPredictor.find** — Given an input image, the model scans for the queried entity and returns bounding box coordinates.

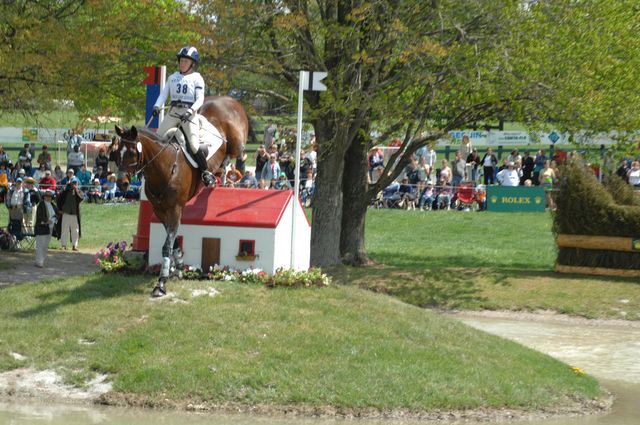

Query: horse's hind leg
[152,226,178,297]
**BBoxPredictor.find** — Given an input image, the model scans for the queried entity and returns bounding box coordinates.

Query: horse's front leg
[152,226,178,297]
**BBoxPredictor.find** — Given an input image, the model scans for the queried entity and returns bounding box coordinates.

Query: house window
[238,239,255,256]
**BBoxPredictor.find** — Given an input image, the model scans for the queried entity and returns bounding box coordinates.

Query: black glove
[180,110,193,123]
[152,106,160,117]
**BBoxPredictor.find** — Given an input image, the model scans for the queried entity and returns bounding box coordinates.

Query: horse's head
[114,125,142,182]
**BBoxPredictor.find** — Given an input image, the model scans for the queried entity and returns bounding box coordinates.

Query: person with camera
[54,177,84,251]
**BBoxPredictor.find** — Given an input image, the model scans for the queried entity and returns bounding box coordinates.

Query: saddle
[164,116,224,168]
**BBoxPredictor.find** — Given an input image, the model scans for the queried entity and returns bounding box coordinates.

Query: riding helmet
[177,46,199,63]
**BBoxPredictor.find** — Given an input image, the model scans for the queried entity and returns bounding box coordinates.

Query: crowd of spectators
[369,141,573,211]
[1,139,140,207]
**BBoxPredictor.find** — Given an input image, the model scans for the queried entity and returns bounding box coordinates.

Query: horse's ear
[115,125,124,137]
[130,126,138,139]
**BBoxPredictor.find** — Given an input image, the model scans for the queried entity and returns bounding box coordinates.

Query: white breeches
[35,234,52,266]
[158,105,200,154]
[60,213,79,248]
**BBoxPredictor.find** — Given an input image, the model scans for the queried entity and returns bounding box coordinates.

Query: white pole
[291,71,305,269]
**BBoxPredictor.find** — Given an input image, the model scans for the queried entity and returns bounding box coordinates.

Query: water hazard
[2,312,639,425]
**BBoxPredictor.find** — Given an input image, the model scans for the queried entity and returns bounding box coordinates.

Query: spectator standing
[0,164,9,201]
[22,177,40,232]
[94,147,110,177]
[107,138,120,175]
[5,178,30,237]
[279,153,295,181]
[0,145,10,166]
[521,150,535,185]
[304,144,317,172]
[254,145,269,180]
[261,154,281,182]
[37,145,52,170]
[539,160,557,210]
[459,135,473,167]
[533,149,547,185]
[506,149,521,165]
[17,143,33,176]
[481,148,498,185]
[55,177,83,251]
[34,190,58,268]
[368,147,384,181]
[263,121,277,147]
[38,170,57,192]
[451,152,466,188]
[439,159,452,185]
[235,146,247,174]
[67,144,85,175]
[67,129,83,154]
[301,169,315,206]
[466,148,481,182]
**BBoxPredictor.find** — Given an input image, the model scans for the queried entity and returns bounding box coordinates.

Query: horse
[113,96,249,297]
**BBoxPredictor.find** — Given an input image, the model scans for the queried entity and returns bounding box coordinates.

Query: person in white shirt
[496,162,521,186]
[628,161,640,187]
[67,144,85,174]
[153,46,213,186]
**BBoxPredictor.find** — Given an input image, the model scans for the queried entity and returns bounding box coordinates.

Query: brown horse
[114,96,249,297]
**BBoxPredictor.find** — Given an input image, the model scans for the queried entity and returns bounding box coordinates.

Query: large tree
[0,0,193,120]
[193,0,640,267]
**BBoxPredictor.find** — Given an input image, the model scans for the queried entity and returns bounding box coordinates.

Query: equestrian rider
[152,46,215,186]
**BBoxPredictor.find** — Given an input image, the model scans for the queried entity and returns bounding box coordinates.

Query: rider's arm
[189,74,205,114]
[153,76,171,109]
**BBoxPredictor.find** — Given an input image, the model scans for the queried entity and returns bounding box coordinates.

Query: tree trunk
[340,130,373,265]
[310,125,348,268]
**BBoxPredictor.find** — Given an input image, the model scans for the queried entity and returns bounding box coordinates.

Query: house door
[201,238,221,272]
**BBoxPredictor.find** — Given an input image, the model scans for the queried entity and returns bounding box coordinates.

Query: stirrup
[202,171,216,187]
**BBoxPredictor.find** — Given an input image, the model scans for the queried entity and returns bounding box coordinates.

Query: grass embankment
[0,275,600,415]
[331,210,640,320]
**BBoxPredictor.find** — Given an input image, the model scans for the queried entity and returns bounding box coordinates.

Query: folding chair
[7,218,35,250]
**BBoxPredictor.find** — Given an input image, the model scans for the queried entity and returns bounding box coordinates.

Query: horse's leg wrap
[151,277,166,297]
[195,146,215,187]
[160,257,171,278]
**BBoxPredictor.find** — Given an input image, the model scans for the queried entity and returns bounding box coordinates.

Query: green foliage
[553,158,640,237]
[603,175,640,207]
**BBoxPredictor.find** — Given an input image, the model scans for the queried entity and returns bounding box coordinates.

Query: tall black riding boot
[194,147,215,187]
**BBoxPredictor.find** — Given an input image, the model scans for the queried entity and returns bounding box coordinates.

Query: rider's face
[179,57,194,74]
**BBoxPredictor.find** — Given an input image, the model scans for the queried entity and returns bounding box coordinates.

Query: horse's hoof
[151,280,167,298]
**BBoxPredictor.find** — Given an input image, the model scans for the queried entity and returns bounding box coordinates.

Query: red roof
[150,188,300,228]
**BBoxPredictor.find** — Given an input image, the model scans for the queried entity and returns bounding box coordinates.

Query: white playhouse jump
[148,188,311,273]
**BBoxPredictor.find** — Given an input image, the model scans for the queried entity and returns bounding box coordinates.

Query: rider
[152,46,215,186]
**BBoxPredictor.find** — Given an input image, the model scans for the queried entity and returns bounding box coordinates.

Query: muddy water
[2,313,639,425]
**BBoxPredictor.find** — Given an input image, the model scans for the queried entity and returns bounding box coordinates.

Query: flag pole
[291,71,306,269]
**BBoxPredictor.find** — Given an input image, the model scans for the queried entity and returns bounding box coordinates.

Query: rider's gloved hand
[152,106,160,117]
[180,110,193,123]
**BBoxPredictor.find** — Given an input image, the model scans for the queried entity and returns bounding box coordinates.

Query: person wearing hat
[496,161,521,187]
[59,168,75,186]
[87,178,103,203]
[37,144,52,170]
[152,46,215,186]
[274,172,292,190]
[34,190,58,267]
[38,169,57,192]
[5,178,31,236]
[54,176,84,251]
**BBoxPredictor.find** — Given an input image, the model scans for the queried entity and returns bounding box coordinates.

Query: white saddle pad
[166,117,224,168]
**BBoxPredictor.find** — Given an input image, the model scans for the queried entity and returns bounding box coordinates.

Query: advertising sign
[486,186,546,212]
[21,128,38,142]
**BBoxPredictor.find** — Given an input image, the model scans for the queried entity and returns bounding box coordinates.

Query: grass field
[2,203,639,320]
[2,200,630,415]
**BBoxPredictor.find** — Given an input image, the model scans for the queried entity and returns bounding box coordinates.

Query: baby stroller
[454,181,477,211]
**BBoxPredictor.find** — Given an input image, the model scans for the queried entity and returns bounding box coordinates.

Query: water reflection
[2,313,639,425]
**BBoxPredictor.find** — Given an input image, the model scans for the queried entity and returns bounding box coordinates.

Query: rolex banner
[486,186,546,212]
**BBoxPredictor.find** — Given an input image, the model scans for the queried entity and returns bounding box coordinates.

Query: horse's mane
[137,127,164,142]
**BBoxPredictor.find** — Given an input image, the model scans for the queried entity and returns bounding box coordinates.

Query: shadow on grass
[331,266,487,309]
[368,251,553,271]
[14,272,153,318]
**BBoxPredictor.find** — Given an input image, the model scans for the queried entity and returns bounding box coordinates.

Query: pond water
[2,312,639,425]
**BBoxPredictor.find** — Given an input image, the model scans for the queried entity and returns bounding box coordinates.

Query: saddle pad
[173,117,225,168]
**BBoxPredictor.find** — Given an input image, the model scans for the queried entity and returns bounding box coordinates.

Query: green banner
[486,186,546,212]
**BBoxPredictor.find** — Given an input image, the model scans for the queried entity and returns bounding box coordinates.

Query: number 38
[176,83,188,94]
